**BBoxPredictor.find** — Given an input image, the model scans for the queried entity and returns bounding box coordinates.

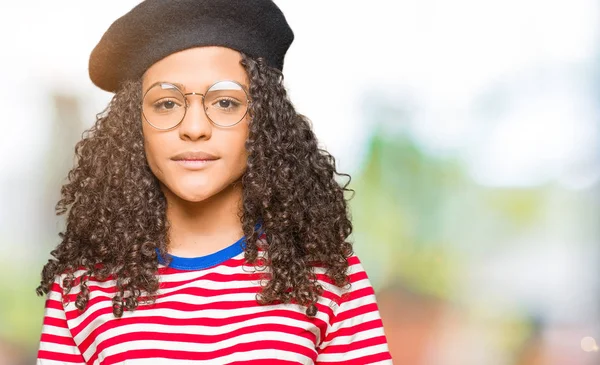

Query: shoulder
[41,268,89,314]
[314,253,375,306]
[46,265,113,301]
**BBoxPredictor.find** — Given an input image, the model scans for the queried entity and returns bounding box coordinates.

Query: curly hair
[36,52,354,318]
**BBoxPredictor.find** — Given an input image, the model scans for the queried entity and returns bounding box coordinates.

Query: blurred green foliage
[0,259,45,351]
[350,129,466,297]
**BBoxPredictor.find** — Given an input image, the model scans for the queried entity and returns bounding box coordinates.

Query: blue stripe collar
[157,235,246,270]
[156,222,263,270]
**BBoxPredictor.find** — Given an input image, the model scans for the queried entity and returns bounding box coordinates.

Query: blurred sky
[1,0,598,188]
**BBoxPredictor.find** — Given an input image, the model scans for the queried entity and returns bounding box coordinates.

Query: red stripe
[66,284,262,314]
[322,319,385,343]
[69,299,258,322]
[159,271,268,287]
[43,316,69,329]
[40,333,77,347]
[348,270,369,283]
[228,360,303,365]
[89,325,317,364]
[37,350,85,363]
[62,271,269,298]
[102,340,317,365]
[49,282,64,294]
[333,303,380,324]
[45,298,65,311]
[157,256,249,274]
[315,270,367,287]
[77,309,329,354]
[317,350,393,365]
[338,286,375,306]
[71,298,334,339]
[319,335,389,354]
[63,276,341,309]
[348,255,361,266]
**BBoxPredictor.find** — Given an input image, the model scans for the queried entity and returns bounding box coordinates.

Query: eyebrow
[144,80,249,94]
[170,82,187,91]
[145,81,185,92]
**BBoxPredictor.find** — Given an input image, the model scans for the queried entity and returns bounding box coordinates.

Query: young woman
[36,1,393,364]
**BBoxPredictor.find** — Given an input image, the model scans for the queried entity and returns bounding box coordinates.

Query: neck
[162,180,245,257]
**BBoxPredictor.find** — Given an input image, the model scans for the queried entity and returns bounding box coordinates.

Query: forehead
[141,46,248,92]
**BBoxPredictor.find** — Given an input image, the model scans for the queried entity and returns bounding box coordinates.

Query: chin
[181,195,212,203]
[174,185,217,202]
[157,178,212,202]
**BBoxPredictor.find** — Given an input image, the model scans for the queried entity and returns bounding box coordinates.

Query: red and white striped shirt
[37,235,393,364]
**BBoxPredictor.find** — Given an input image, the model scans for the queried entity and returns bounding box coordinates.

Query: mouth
[175,158,217,162]
[170,150,219,170]
[172,158,217,170]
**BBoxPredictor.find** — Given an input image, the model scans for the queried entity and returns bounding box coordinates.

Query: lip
[173,159,216,170]
[171,151,219,161]
[171,151,219,170]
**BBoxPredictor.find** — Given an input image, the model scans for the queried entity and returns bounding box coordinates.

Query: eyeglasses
[142,80,251,130]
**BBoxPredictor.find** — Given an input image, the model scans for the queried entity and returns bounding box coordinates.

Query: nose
[178,95,212,141]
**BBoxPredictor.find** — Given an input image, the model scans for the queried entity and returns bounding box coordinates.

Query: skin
[141,46,250,258]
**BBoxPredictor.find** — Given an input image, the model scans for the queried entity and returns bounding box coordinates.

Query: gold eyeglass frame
[141,80,252,131]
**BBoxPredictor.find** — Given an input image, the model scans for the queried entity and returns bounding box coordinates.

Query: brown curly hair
[36,52,354,318]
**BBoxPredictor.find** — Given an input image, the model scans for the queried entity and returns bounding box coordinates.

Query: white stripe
[339,277,372,298]
[82,316,320,359]
[46,289,64,302]
[69,273,265,297]
[319,327,386,348]
[42,308,68,323]
[96,337,316,362]
[105,348,314,365]
[313,260,370,298]
[320,311,383,347]
[37,341,79,355]
[72,301,330,344]
[40,323,74,338]
[338,292,378,312]
[370,359,395,365]
[68,274,261,295]
[316,343,390,362]
[37,359,82,365]
[69,286,337,331]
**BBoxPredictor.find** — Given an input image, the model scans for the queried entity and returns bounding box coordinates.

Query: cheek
[142,127,166,177]
[227,126,250,173]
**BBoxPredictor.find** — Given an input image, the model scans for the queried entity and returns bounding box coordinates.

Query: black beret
[89,0,294,93]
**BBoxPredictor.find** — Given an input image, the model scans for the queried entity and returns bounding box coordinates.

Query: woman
[36,0,393,364]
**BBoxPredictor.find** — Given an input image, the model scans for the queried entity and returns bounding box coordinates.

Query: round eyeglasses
[142,80,251,130]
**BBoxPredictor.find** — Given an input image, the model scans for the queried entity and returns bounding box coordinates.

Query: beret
[89,0,294,93]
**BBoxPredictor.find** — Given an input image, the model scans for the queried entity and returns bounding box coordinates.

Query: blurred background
[1,1,599,364]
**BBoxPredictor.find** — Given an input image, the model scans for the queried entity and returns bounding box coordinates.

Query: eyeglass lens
[142,80,249,129]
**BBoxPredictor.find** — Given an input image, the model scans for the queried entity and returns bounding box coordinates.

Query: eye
[218,100,232,108]
[212,97,241,111]
[153,98,183,112]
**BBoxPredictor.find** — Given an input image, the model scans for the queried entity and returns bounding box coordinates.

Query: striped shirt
[37,234,393,364]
